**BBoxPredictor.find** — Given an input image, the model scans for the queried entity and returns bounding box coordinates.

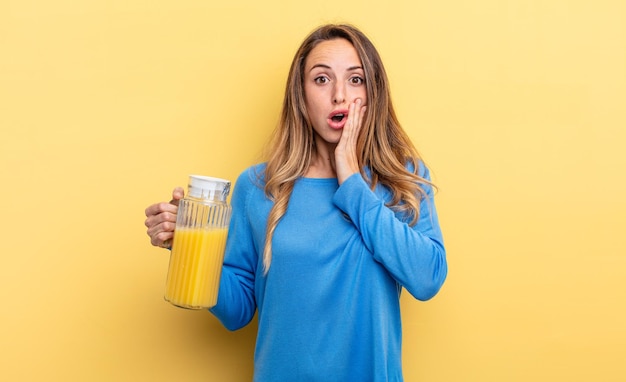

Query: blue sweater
[210,163,447,381]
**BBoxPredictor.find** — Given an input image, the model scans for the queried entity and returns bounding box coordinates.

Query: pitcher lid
[188,175,231,200]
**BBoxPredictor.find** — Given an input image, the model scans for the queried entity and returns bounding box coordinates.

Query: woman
[145,24,447,381]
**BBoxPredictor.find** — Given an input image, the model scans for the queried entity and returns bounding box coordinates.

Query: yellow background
[1,0,625,381]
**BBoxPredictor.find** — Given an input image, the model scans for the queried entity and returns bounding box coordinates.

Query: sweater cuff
[333,173,380,219]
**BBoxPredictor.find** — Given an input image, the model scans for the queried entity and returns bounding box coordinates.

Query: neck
[305,140,337,178]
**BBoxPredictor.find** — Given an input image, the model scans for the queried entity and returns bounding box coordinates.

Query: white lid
[188,175,231,200]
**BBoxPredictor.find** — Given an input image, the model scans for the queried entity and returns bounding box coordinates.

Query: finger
[338,100,355,147]
[351,98,361,125]
[152,229,174,247]
[170,187,184,206]
[348,98,359,132]
[151,231,174,248]
[147,221,176,247]
[343,98,363,148]
[144,186,184,218]
[145,209,177,231]
[353,99,366,130]
[358,103,367,128]
[352,98,366,134]
[144,201,178,219]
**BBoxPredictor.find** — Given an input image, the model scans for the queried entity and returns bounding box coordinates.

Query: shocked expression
[303,38,367,145]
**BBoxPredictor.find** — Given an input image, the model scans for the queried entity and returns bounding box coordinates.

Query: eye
[314,76,329,84]
[349,76,365,85]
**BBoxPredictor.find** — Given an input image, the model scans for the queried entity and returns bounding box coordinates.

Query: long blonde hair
[261,24,433,273]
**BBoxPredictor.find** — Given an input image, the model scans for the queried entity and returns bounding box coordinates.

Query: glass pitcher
[164,175,232,309]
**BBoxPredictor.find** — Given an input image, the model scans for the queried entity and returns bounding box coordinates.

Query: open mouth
[331,113,346,122]
[328,109,349,129]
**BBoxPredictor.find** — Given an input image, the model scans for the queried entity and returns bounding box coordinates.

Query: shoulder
[233,163,267,193]
[236,163,266,183]
[229,163,268,210]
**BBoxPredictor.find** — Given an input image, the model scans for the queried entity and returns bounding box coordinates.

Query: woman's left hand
[335,98,367,184]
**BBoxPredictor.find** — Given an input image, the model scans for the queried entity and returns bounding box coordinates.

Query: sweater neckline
[297,177,339,185]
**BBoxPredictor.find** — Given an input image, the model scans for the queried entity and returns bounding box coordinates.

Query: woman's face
[303,38,367,146]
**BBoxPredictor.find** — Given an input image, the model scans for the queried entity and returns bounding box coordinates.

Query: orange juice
[165,227,228,309]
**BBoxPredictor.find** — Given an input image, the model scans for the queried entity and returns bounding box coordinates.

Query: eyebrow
[309,64,364,72]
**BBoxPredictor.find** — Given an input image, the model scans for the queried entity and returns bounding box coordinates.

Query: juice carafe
[164,175,232,309]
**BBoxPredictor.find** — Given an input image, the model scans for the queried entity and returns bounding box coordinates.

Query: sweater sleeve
[332,164,447,301]
[209,170,258,330]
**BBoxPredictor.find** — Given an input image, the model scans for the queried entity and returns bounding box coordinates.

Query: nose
[332,84,345,104]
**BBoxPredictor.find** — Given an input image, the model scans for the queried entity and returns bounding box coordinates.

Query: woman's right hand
[144,187,184,248]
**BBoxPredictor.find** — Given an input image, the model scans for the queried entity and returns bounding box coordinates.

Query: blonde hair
[261,24,433,273]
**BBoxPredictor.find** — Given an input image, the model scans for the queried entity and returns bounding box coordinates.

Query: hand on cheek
[335,98,367,184]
